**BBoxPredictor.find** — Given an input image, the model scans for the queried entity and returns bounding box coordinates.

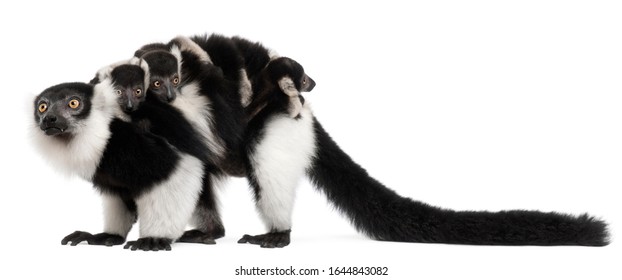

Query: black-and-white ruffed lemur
[136,34,611,247]
[32,79,206,251]
[32,34,609,250]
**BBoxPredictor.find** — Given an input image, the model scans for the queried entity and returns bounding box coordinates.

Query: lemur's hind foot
[177,229,217,245]
[124,237,172,251]
[61,231,125,247]
[238,230,291,248]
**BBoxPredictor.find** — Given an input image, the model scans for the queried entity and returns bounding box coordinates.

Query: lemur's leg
[124,154,204,251]
[61,192,135,247]
[238,107,316,248]
[178,173,226,245]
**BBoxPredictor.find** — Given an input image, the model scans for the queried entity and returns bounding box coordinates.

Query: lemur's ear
[95,66,114,83]
[278,76,304,118]
[278,77,300,97]
[128,56,140,65]
[169,43,183,63]
[95,58,138,83]
[133,58,151,89]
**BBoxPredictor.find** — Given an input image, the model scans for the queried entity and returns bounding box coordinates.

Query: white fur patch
[30,82,120,181]
[277,77,299,97]
[249,104,316,231]
[169,44,184,76]
[134,58,151,89]
[95,58,135,83]
[239,68,253,107]
[288,98,304,118]
[268,48,280,60]
[172,82,225,160]
[277,77,303,117]
[101,193,135,237]
[173,36,212,64]
[135,154,204,240]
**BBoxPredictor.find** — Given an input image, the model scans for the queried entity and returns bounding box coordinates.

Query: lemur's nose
[44,115,57,123]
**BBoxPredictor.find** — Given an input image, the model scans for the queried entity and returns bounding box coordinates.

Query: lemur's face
[268,57,316,93]
[34,83,93,137]
[110,65,147,113]
[142,51,181,103]
[149,72,180,103]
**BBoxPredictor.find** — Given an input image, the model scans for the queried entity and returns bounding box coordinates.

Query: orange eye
[38,103,48,113]
[153,80,161,88]
[172,76,180,85]
[68,99,80,109]
[135,89,143,97]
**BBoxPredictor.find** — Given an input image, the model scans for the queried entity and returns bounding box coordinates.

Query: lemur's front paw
[124,237,172,251]
[61,231,125,247]
[177,230,217,245]
[237,230,291,248]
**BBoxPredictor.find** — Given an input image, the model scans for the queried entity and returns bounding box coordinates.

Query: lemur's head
[34,83,94,137]
[109,64,148,113]
[266,57,315,95]
[249,57,316,118]
[139,49,182,103]
[92,57,151,114]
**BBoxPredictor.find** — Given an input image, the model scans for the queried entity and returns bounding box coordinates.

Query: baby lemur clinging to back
[34,34,609,250]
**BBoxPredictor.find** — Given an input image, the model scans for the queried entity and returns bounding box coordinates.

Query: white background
[1,0,620,279]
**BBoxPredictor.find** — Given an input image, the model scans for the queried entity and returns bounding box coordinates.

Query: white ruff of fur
[173,35,212,64]
[173,82,226,159]
[30,82,120,181]
[135,154,204,240]
[250,103,316,231]
[101,193,135,237]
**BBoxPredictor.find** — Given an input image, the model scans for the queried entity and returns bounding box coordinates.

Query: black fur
[190,34,245,87]
[37,83,189,249]
[61,231,125,247]
[238,230,291,248]
[237,57,313,247]
[110,65,145,88]
[134,45,245,240]
[35,82,93,124]
[173,43,247,175]
[124,237,172,251]
[107,62,226,243]
[141,52,178,78]
[307,119,609,246]
[131,93,226,241]
[238,55,609,247]
[93,118,180,198]
[40,34,610,249]
[129,94,214,164]
[231,36,272,80]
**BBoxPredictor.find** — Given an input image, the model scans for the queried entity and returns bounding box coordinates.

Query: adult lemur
[33,34,609,249]
[97,60,225,247]
[137,35,610,247]
[33,79,207,251]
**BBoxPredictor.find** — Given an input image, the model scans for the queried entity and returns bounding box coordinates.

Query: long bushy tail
[306,119,609,246]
